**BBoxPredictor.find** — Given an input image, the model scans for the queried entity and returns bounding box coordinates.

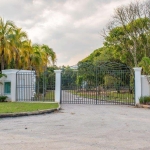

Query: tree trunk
[1,50,5,71]
[15,51,19,69]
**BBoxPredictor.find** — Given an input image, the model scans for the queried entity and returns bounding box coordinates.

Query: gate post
[54,70,62,103]
[133,67,142,105]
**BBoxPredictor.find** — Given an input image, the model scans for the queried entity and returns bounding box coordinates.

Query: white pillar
[54,70,62,103]
[133,67,142,105]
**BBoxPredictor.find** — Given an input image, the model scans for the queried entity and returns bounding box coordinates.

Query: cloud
[0,0,141,66]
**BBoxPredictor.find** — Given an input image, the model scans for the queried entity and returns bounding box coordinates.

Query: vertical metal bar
[16,72,18,101]
[43,69,44,101]
[96,65,98,105]
[60,71,62,104]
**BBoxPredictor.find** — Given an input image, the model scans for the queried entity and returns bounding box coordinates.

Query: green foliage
[104,75,117,88]
[139,96,150,104]
[0,73,7,78]
[0,96,7,102]
[37,66,58,94]
[139,57,150,75]
[81,47,119,64]
[61,66,77,88]
[78,61,96,88]
[0,73,7,85]
[81,48,102,63]
[76,75,83,86]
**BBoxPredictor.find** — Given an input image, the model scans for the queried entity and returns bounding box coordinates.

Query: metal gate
[61,62,135,105]
[16,68,55,102]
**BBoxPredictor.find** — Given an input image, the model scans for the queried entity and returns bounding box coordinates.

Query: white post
[133,67,142,105]
[54,70,62,103]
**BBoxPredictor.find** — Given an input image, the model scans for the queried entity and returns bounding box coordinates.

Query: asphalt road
[0,104,150,150]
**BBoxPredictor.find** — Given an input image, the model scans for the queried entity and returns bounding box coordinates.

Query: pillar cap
[133,67,142,71]
[54,70,62,73]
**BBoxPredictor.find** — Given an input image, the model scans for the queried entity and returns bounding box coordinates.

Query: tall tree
[41,44,56,66]
[103,0,150,66]
[10,28,28,69]
[0,17,16,70]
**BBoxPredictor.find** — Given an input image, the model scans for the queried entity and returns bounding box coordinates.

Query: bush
[0,96,8,102]
[139,96,150,104]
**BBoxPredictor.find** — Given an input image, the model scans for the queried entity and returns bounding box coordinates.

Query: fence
[16,69,55,102]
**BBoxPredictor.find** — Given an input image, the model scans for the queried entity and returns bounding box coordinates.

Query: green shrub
[139,96,150,104]
[0,96,8,102]
[139,57,150,75]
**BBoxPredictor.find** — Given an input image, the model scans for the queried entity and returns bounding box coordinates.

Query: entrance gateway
[61,62,135,105]
[15,62,135,105]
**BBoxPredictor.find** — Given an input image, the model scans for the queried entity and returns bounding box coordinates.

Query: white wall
[0,76,6,96]
[2,69,18,101]
[141,75,150,97]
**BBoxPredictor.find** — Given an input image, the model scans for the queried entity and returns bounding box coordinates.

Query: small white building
[70,65,78,70]
[0,69,36,102]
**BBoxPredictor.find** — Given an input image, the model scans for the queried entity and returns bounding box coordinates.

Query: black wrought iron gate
[16,68,55,102]
[61,62,135,105]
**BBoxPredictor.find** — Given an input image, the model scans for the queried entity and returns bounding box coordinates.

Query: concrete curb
[0,104,61,118]
[135,104,150,109]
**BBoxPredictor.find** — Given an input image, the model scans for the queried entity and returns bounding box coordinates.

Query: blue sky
[0,0,142,66]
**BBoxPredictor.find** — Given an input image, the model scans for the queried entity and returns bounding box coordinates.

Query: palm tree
[30,44,56,74]
[41,44,56,66]
[30,44,45,74]
[0,17,56,72]
[19,39,32,70]
[10,28,28,69]
[0,17,16,70]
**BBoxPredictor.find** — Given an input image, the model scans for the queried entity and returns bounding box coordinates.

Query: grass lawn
[34,90,55,101]
[0,102,59,114]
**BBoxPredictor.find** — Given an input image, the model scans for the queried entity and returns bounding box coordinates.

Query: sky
[0,0,140,66]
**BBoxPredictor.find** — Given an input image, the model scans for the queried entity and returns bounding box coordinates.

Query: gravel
[0,104,150,150]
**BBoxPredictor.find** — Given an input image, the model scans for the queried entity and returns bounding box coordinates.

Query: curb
[135,104,150,109]
[0,104,61,118]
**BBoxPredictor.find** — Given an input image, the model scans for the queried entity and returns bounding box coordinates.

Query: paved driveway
[0,104,150,150]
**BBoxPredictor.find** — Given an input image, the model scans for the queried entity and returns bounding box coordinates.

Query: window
[4,82,11,94]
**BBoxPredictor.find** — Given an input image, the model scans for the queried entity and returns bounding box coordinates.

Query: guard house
[0,69,36,101]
